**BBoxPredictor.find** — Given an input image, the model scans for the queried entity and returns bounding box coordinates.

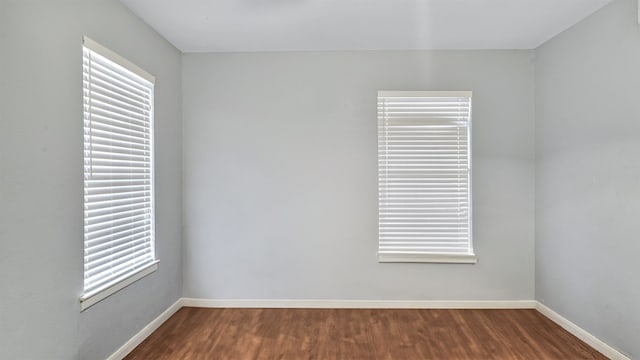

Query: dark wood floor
[125,307,607,359]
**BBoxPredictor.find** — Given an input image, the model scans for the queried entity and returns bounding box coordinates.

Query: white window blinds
[377,91,475,263]
[81,37,157,309]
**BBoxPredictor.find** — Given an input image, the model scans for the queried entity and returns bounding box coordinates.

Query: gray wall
[0,1,182,359]
[535,0,640,357]
[182,51,535,300]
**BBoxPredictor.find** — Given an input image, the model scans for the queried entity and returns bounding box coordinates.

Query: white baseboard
[181,298,537,309]
[107,298,184,360]
[535,302,629,360]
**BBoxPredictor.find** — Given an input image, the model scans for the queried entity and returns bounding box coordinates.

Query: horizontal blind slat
[85,219,151,239]
[85,240,152,269]
[88,64,151,99]
[85,227,151,251]
[85,213,150,233]
[88,58,151,92]
[87,82,151,112]
[88,105,150,128]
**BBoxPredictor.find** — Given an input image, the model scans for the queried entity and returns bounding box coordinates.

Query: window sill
[80,260,159,311]
[378,253,477,264]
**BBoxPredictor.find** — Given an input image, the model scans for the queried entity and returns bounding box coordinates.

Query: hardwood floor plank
[125,308,607,359]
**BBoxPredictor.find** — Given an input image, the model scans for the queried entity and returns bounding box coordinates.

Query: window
[80,37,157,310]
[377,91,475,263]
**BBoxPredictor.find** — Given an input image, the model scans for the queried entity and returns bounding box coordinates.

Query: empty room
[1,0,638,358]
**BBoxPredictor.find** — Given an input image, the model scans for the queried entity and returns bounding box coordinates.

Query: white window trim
[80,36,158,310]
[80,261,158,311]
[83,36,155,84]
[378,253,477,264]
[377,90,476,264]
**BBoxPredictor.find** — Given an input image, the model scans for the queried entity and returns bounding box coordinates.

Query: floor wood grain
[125,308,607,359]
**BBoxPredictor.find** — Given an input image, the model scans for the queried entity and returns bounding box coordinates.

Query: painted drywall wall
[535,0,640,357]
[0,1,182,359]
[183,51,535,301]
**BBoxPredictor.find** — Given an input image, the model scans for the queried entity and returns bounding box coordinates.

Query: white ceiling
[120,0,612,53]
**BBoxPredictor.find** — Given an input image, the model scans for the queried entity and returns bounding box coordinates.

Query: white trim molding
[535,302,630,360]
[181,298,536,309]
[378,253,477,264]
[107,298,184,360]
[81,262,159,311]
[83,36,155,83]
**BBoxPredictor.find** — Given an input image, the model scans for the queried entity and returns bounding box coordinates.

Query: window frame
[80,36,158,310]
[377,90,476,264]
